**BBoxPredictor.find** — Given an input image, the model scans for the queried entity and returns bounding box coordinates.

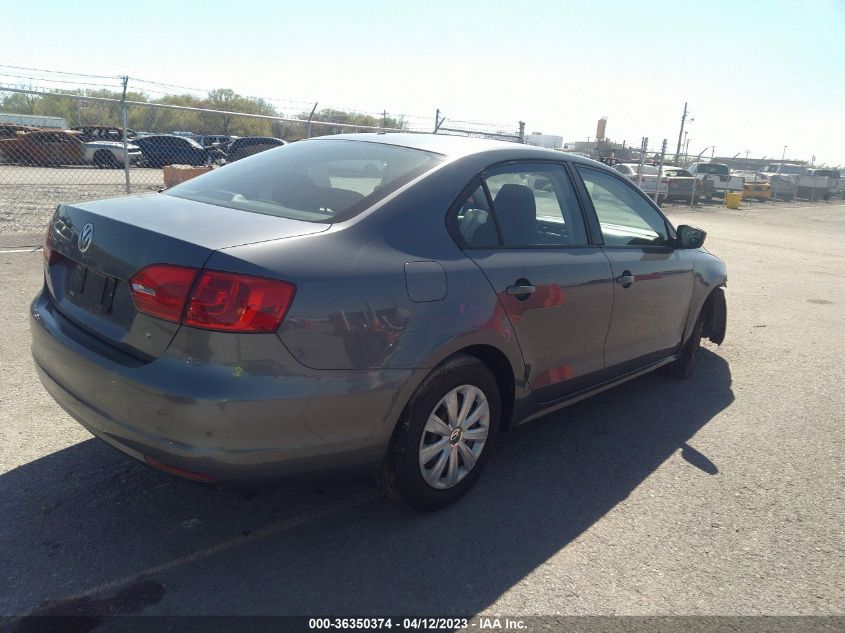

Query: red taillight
[129,265,198,323]
[185,270,295,333]
[129,265,295,333]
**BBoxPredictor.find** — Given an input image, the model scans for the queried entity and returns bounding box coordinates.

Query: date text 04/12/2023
[307,617,527,630]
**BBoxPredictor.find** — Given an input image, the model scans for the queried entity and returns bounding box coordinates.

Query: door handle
[615,271,635,287]
[506,284,536,299]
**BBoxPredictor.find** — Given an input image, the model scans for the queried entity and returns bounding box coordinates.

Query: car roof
[308,132,596,164]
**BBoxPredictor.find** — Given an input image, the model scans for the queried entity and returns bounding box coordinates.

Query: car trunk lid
[45,193,327,359]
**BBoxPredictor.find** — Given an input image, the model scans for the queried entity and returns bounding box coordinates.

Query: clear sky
[2,0,843,165]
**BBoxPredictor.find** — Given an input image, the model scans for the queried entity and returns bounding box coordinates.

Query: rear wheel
[378,355,500,511]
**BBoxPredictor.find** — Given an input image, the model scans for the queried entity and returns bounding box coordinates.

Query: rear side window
[166,139,443,222]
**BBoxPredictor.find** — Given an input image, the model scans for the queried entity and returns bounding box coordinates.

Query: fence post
[120,75,130,194]
[636,137,648,188]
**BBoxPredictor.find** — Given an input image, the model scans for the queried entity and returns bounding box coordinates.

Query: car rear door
[573,165,694,371]
[452,161,614,403]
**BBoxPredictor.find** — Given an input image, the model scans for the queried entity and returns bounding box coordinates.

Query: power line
[0,64,120,80]
[128,76,210,94]
[0,73,123,90]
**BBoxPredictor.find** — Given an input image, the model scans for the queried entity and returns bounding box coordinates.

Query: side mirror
[676,224,707,249]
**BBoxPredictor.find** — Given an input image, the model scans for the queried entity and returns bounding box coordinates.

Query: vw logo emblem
[449,428,463,445]
[78,223,94,253]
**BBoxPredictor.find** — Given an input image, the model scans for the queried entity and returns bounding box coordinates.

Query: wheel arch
[701,285,727,345]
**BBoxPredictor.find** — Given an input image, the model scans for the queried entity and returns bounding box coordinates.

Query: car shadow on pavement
[1,348,732,618]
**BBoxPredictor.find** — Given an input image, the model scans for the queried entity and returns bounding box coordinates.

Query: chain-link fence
[0,84,525,236]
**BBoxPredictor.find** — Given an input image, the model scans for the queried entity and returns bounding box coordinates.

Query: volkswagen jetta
[31,134,727,510]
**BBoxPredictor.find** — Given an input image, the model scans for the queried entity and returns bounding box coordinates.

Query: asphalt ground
[0,202,843,627]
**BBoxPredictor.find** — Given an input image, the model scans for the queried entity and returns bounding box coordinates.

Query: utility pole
[674,101,688,162]
[654,139,667,203]
[120,75,130,194]
[306,102,318,138]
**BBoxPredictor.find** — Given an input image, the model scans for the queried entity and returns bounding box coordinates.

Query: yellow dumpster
[725,192,742,209]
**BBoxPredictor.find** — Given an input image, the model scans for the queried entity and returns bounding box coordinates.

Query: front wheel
[378,355,500,511]
[664,310,704,378]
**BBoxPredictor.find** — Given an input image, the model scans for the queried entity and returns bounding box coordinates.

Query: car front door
[451,162,614,403]
[574,166,694,371]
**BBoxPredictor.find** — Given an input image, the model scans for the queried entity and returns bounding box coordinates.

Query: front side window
[166,139,443,222]
[577,167,671,247]
[482,163,588,247]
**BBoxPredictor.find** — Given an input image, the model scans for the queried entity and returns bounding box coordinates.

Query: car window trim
[573,164,677,248]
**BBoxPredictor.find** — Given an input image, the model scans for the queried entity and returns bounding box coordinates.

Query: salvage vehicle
[611,163,670,202]
[687,163,744,200]
[132,134,224,168]
[84,140,143,168]
[32,134,727,510]
[662,167,705,202]
[0,130,85,166]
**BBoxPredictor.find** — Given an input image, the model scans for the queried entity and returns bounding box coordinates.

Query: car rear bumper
[30,289,415,481]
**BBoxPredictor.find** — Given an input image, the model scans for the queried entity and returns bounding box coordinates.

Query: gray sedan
[31,134,727,510]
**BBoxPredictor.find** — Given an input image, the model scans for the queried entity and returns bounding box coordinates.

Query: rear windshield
[165,139,443,223]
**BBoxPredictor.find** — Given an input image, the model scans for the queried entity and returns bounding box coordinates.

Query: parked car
[32,134,727,510]
[225,136,285,162]
[84,140,143,168]
[611,163,670,202]
[132,134,224,168]
[687,163,744,200]
[0,130,86,166]
[754,167,798,200]
[662,167,706,202]
[811,169,845,199]
[72,126,137,143]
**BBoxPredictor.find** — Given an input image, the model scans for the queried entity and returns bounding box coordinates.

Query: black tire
[664,310,704,378]
[93,150,119,169]
[378,354,501,511]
